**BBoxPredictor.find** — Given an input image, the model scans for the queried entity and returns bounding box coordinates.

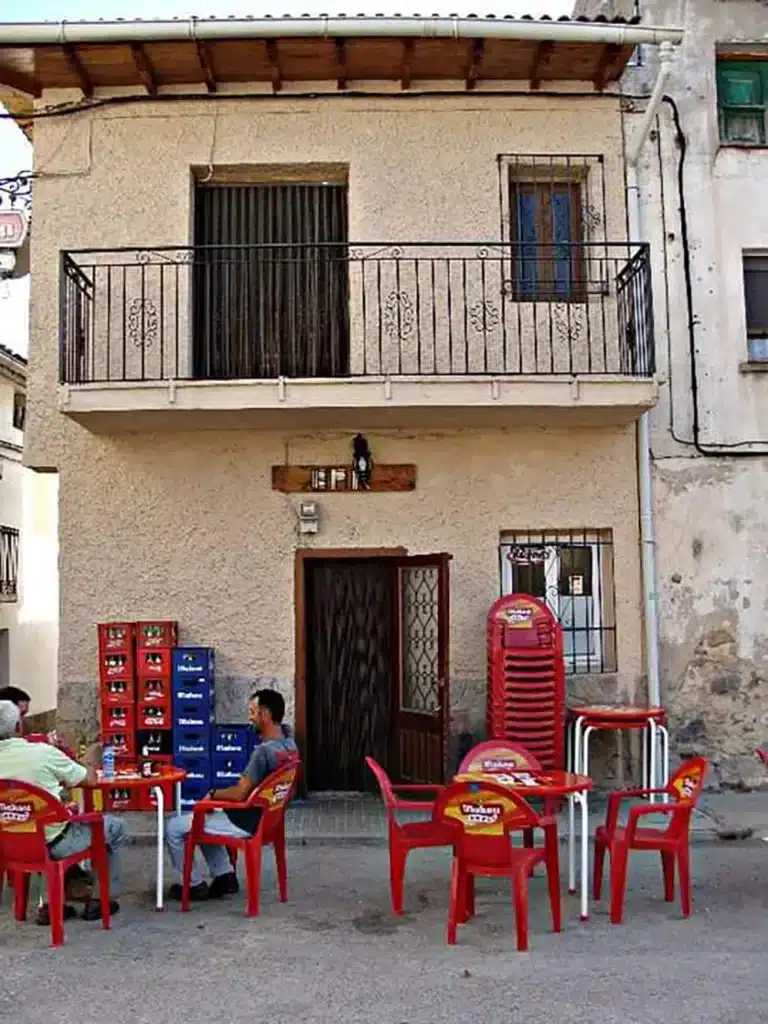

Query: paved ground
[2,835,768,1024]
[120,787,768,845]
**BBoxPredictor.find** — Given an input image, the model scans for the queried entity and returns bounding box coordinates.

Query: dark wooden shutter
[193,183,349,379]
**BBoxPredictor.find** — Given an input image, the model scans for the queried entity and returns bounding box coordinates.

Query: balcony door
[193,181,349,380]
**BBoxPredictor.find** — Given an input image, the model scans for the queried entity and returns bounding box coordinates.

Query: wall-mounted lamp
[352,434,373,490]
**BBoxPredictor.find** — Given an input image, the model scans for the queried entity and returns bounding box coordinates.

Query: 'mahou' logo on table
[460,802,503,826]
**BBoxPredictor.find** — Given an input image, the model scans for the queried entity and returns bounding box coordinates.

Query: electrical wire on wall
[661,94,768,457]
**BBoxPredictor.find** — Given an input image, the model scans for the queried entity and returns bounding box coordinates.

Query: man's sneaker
[169,881,209,901]
[82,898,119,921]
[207,872,239,899]
[36,903,77,926]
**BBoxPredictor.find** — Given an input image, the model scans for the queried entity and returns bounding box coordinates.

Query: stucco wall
[623,0,768,785]
[54,424,644,752]
[23,90,644,768]
[0,369,59,715]
[25,92,628,471]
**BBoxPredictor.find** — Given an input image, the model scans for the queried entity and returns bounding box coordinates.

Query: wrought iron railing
[0,526,19,600]
[60,242,654,385]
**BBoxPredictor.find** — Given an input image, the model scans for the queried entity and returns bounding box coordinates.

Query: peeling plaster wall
[622,0,768,786]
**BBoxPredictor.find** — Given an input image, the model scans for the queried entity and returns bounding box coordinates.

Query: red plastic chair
[181,760,299,917]
[0,778,111,947]
[593,756,708,924]
[434,778,561,951]
[458,740,561,854]
[365,756,454,915]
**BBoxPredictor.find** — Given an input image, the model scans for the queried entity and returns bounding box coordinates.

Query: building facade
[0,341,58,722]
[575,0,768,785]
[1,15,681,786]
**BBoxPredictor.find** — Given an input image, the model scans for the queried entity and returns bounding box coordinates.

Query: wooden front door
[393,553,451,784]
[305,559,394,792]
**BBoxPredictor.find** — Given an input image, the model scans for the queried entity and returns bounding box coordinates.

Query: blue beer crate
[213,725,251,758]
[172,676,214,707]
[172,725,211,758]
[179,778,211,810]
[174,699,214,731]
[213,754,247,786]
[175,752,212,786]
[172,646,215,683]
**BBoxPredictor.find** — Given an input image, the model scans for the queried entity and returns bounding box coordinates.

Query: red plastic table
[568,704,669,800]
[454,768,593,921]
[81,766,187,911]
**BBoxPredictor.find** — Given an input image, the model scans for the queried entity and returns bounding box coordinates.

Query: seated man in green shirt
[0,699,124,925]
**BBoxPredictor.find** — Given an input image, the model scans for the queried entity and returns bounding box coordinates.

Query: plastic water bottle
[102,743,115,780]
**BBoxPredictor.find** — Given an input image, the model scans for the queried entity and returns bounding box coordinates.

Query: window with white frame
[499,529,617,674]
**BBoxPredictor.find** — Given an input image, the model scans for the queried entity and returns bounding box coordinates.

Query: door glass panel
[400,566,439,713]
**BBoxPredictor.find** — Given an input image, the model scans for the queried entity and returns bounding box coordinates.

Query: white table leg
[641,727,648,789]
[175,781,182,816]
[582,725,594,776]
[153,784,165,911]
[649,720,658,805]
[578,788,589,921]
[659,725,670,802]
[568,716,584,894]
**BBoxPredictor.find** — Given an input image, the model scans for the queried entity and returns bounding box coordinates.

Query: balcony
[59,242,658,432]
[0,526,18,602]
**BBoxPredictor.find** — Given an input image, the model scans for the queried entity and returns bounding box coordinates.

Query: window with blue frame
[716,60,768,146]
[508,178,584,302]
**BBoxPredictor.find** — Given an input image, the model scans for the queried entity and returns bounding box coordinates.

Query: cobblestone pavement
[2,835,767,1024]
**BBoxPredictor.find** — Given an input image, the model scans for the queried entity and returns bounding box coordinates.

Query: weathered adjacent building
[577,0,768,785]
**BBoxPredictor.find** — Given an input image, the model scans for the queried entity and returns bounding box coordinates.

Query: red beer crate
[137,754,176,812]
[101,728,136,760]
[139,780,178,811]
[100,703,136,734]
[137,620,178,650]
[137,676,169,705]
[98,622,135,656]
[100,677,135,705]
[100,649,135,683]
[104,786,141,812]
[137,647,172,679]
[137,699,172,730]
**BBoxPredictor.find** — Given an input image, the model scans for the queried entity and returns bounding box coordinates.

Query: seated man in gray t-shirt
[166,688,298,901]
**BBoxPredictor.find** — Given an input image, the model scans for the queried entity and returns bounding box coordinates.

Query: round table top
[81,766,187,791]
[454,769,592,797]
[569,704,666,722]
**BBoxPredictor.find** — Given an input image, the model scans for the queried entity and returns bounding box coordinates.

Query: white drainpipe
[627,40,675,710]
[0,17,684,47]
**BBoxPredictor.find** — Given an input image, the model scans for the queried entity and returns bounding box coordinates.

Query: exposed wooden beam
[130,43,157,95]
[465,39,484,91]
[593,43,623,92]
[195,41,217,94]
[266,40,282,93]
[334,39,347,91]
[0,64,41,98]
[529,41,555,91]
[61,44,93,98]
[401,39,415,91]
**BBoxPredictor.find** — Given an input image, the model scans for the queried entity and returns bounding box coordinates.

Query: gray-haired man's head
[0,699,21,740]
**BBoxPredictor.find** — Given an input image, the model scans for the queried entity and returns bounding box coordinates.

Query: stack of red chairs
[486,594,566,771]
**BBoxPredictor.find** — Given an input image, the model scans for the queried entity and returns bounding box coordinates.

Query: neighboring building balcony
[59,242,658,431]
[0,526,18,602]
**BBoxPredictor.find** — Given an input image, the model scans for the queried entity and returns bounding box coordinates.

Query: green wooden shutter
[716,61,767,146]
